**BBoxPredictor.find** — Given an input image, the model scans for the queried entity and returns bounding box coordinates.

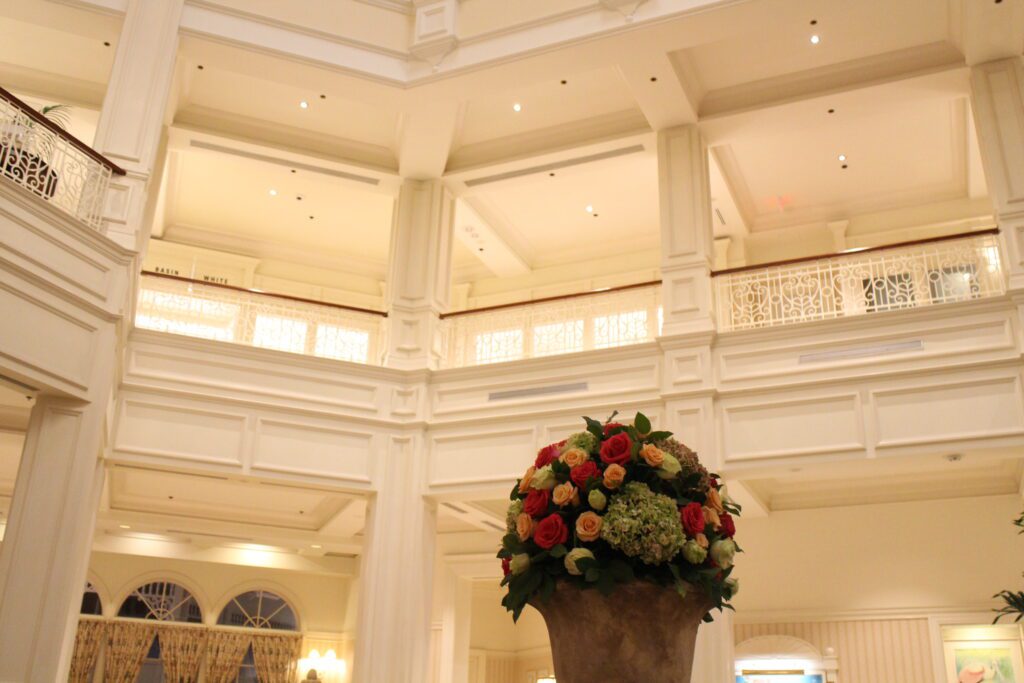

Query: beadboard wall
[735,619,936,683]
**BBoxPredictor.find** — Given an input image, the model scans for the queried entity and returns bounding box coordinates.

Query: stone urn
[529,580,713,683]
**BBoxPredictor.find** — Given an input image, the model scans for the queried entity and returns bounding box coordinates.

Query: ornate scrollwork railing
[0,87,123,230]
[441,283,662,368]
[713,231,1005,332]
[136,273,387,365]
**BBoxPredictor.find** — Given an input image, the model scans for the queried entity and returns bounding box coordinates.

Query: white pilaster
[384,179,455,370]
[691,608,736,683]
[93,0,184,250]
[436,567,471,683]
[658,125,716,336]
[351,435,437,683]
[0,395,110,682]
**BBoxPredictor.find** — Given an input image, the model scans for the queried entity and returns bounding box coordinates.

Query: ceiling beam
[951,0,1024,66]
[616,48,700,130]
[452,197,531,277]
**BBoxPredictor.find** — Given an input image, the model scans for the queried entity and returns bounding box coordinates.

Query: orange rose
[576,511,603,542]
[706,487,724,515]
[560,447,589,468]
[518,466,535,494]
[639,444,665,467]
[695,533,709,549]
[515,513,534,542]
[603,463,626,489]
[703,506,721,531]
[552,482,578,507]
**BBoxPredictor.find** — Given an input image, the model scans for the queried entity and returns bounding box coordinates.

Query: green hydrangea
[506,499,523,532]
[564,431,598,454]
[600,482,685,565]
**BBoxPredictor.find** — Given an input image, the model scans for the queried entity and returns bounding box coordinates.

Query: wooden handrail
[140,271,388,318]
[0,85,126,175]
[712,228,1000,276]
[440,279,662,319]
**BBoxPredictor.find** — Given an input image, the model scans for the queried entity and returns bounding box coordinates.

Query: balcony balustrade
[713,230,1005,332]
[441,282,662,368]
[136,272,387,365]
[0,87,123,230]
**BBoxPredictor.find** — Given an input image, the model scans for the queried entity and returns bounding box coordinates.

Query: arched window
[217,590,298,630]
[118,582,203,683]
[81,581,102,616]
[218,590,298,682]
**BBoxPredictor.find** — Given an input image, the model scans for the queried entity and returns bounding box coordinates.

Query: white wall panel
[429,428,536,487]
[113,399,246,466]
[252,419,374,484]
[720,393,864,462]
[873,373,1024,448]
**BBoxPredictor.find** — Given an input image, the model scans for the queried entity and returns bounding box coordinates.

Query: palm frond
[38,104,71,131]
[993,590,1024,623]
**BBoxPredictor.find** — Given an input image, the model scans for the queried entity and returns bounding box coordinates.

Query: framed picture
[943,639,1024,683]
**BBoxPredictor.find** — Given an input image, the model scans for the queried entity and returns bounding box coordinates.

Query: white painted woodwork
[385,179,456,370]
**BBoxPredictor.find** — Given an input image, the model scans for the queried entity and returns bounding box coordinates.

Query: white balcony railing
[441,283,662,368]
[713,231,1005,332]
[0,87,121,230]
[136,273,387,365]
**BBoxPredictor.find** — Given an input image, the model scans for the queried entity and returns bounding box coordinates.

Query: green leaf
[540,574,556,602]
[609,559,634,582]
[585,567,601,583]
[549,544,567,559]
[647,431,673,442]
[635,412,651,435]
[584,416,604,440]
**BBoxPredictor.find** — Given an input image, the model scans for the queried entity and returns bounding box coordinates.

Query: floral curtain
[105,621,157,683]
[68,619,108,683]
[158,624,208,683]
[205,629,252,683]
[251,632,302,683]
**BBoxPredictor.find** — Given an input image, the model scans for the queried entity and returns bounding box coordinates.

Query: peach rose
[703,506,721,531]
[639,444,665,467]
[552,482,578,507]
[695,533,709,549]
[515,513,534,542]
[518,466,536,494]
[560,447,589,468]
[603,463,626,489]
[706,487,725,515]
[576,511,603,542]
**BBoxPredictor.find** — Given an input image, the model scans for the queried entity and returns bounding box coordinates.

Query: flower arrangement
[498,412,740,621]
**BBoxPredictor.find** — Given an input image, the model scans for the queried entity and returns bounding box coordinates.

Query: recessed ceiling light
[810,19,817,25]
[841,164,848,169]
[119,524,131,529]
[512,103,522,112]
[585,205,594,213]
[828,108,835,114]
[311,544,322,549]
[197,65,204,70]
[269,189,278,196]
[810,34,821,44]
[838,154,847,162]
[103,41,111,47]
[320,94,326,99]
[299,100,309,109]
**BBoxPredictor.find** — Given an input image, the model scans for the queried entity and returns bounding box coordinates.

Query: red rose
[570,461,599,489]
[535,443,560,468]
[603,422,624,436]
[523,488,551,517]
[501,557,511,577]
[719,512,736,538]
[680,502,705,537]
[533,513,568,549]
[600,432,633,465]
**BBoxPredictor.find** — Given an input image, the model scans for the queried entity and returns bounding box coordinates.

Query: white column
[93,0,184,251]
[436,566,472,683]
[658,125,716,336]
[691,609,736,682]
[0,395,109,682]
[351,435,437,683]
[384,179,455,370]
[971,57,1024,294]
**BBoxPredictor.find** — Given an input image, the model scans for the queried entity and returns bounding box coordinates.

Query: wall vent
[465,145,645,188]
[189,140,380,185]
[798,339,923,364]
[489,382,588,401]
